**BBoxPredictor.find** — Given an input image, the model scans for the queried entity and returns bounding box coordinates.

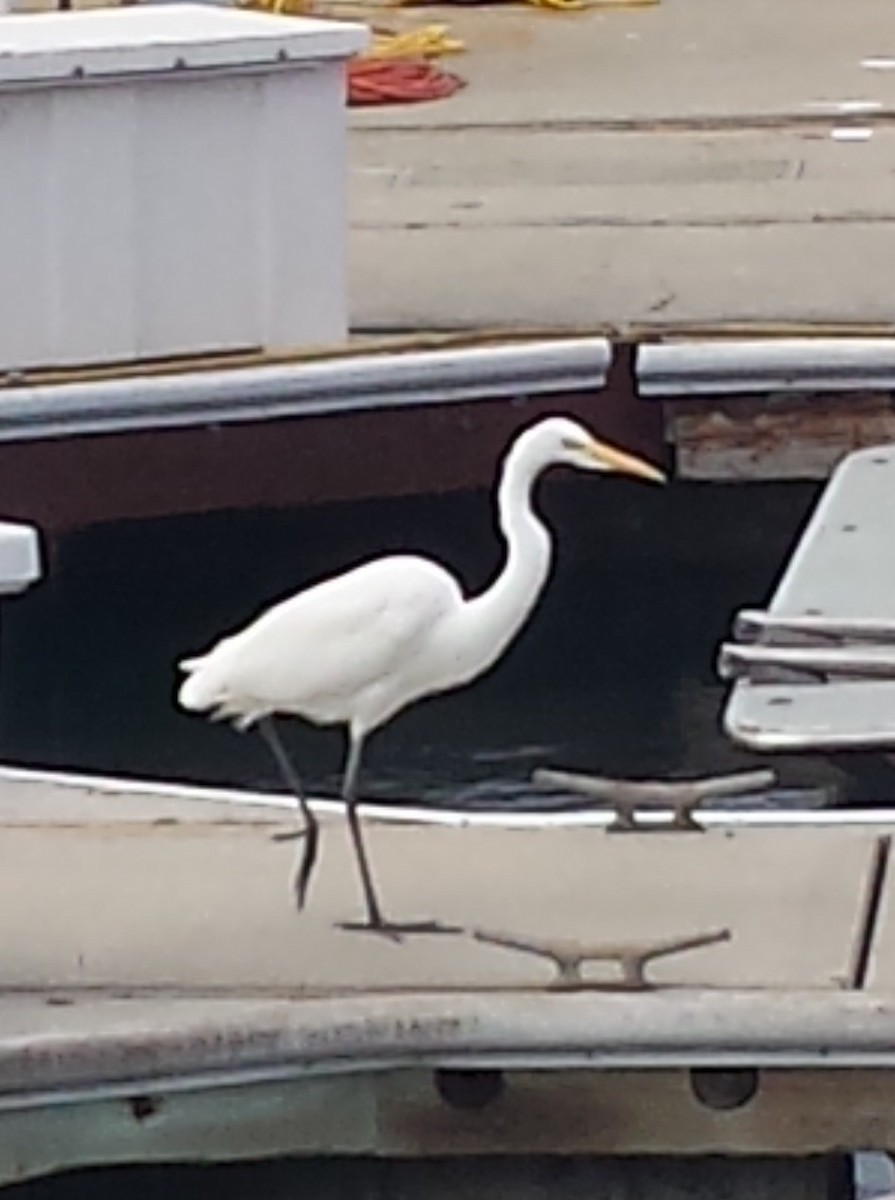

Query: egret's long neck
[463,443,553,664]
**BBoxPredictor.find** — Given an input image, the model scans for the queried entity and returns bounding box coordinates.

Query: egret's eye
[561,436,585,452]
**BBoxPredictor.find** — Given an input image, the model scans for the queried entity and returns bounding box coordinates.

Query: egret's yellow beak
[588,439,667,484]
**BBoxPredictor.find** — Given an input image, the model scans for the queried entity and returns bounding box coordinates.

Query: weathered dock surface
[1,0,894,535]
[3,769,895,1188]
[351,0,895,333]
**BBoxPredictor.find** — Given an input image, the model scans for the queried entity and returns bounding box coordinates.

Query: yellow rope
[242,0,657,51]
[368,25,464,58]
[241,0,463,56]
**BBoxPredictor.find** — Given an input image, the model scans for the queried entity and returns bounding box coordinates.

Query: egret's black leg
[338,734,462,941]
[259,716,319,910]
[340,735,389,929]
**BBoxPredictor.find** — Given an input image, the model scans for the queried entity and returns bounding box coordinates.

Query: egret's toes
[272,828,308,843]
[337,918,464,942]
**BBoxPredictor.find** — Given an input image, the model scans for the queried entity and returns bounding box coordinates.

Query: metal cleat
[532,768,776,833]
[473,927,732,990]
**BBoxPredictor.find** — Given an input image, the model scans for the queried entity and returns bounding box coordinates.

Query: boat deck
[3,768,895,1185]
[0,774,881,995]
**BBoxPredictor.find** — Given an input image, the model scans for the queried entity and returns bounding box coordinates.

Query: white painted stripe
[831,126,873,141]
[0,764,892,830]
[804,99,883,113]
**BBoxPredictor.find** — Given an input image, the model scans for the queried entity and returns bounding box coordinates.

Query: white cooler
[0,5,367,370]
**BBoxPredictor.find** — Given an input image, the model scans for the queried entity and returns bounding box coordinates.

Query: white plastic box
[0,6,367,370]
[0,522,40,594]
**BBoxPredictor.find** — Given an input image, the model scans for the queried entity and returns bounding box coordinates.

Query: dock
[351,0,895,333]
[1,0,895,535]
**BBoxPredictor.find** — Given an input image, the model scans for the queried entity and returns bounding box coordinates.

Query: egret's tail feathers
[177,665,219,712]
[177,643,264,728]
[176,649,237,714]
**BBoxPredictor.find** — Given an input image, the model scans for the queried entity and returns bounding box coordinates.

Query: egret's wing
[179,556,460,719]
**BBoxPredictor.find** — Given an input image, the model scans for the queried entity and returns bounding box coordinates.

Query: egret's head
[525,417,666,484]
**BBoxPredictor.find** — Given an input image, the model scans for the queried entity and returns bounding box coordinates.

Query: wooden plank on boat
[666,394,895,482]
[0,780,877,994]
[639,342,895,481]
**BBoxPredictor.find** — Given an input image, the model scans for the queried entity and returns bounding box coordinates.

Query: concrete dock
[350,0,895,331]
[0,0,893,535]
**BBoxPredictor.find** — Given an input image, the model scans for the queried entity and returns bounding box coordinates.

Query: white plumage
[180,557,464,731]
[177,415,665,935]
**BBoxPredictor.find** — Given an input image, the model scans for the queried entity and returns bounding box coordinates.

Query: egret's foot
[272,827,309,843]
[337,918,464,942]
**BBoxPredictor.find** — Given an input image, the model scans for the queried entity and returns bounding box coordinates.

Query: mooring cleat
[534,766,775,834]
[473,926,732,990]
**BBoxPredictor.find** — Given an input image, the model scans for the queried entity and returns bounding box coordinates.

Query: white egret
[177,416,665,935]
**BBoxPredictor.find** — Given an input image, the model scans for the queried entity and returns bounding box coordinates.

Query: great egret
[177,416,665,935]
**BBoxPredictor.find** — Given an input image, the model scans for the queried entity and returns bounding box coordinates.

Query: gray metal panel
[638,338,895,396]
[771,445,895,616]
[723,444,895,750]
[726,681,895,752]
[0,339,612,442]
